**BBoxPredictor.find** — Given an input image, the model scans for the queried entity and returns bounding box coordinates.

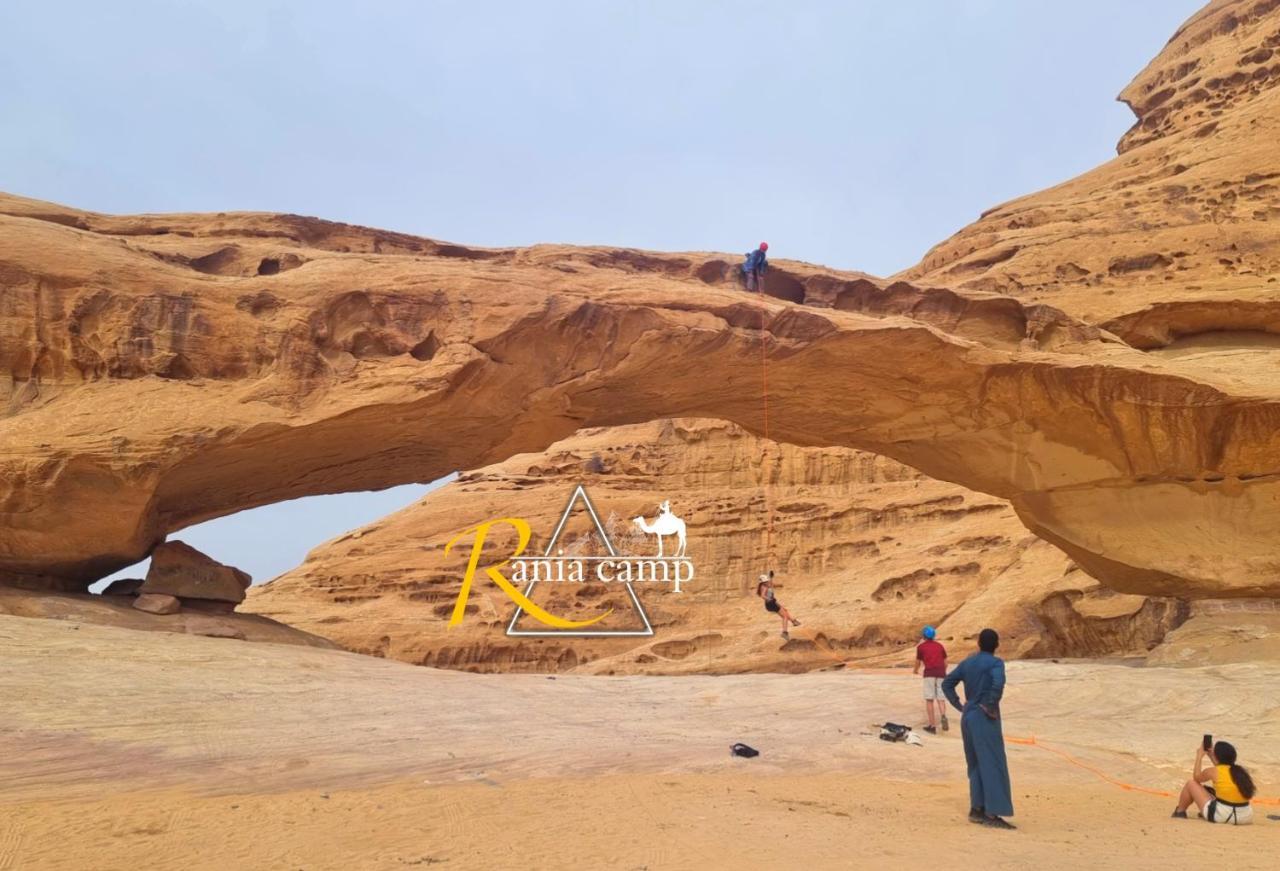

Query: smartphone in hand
[1203,734,1213,752]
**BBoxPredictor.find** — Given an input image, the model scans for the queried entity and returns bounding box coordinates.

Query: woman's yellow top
[1214,764,1248,804]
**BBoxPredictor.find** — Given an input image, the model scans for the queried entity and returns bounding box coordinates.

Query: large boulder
[140,542,251,605]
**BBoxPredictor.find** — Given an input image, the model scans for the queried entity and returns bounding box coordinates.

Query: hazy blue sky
[3,1,1202,585]
[90,482,449,592]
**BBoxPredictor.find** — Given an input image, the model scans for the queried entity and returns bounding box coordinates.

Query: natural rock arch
[4,193,1280,598]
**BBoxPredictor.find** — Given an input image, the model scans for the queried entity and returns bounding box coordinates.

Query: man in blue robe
[941,628,1015,829]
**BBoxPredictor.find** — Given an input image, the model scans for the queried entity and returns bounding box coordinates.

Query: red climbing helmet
[759,242,769,251]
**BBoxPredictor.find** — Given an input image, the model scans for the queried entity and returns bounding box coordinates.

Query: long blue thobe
[941,651,1013,817]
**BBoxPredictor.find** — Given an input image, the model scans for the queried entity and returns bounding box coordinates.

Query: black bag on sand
[878,722,911,742]
[730,743,760,758]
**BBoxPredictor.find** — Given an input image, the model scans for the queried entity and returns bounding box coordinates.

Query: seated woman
[1172,740,1256,825]
[756,570,800,640]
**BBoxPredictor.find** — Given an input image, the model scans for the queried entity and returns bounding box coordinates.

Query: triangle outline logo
[506,484,655,637]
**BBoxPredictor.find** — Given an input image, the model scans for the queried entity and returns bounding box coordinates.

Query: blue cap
[922,625,936,640]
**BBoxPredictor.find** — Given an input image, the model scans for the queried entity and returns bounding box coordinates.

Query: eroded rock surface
[3,185,1280,601]
[244,1,1280,667]
[133,593,181,616]
[0,586,336,648]
[248,420,1185,672]
[901,0,1280,337]
[6,2,1280,627]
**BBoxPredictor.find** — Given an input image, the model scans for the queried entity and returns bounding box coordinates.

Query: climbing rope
[758,291,774,562]
[1007,733,1280,806]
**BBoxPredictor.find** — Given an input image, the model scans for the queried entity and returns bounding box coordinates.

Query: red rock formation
[5,3,1280,655]
[0,586,336,648]
[248,420,1183,672]
[4,186,1280,602]
[901,0,1280,336]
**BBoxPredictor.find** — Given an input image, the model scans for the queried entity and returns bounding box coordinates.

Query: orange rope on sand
[1003,734,1280,807]
[749,285,1279,813]
[787,628,1280,807]
[1003,734,1175,799]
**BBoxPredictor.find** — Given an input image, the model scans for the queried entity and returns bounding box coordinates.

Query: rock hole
[694,260,730,284]
[160,354,196,380]
[188,246,243,276]
[350,331,397,359]
[761,271,806,304]
[410,331,442,361]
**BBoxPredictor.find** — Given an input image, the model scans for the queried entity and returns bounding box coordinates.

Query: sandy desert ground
[1,614,1276,870]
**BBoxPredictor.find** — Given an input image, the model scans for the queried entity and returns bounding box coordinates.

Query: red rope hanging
[758,296,774,561]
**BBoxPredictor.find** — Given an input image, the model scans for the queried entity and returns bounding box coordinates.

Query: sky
[2,1,1204,586]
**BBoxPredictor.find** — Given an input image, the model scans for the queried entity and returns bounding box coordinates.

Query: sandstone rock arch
[5,193,1280,599]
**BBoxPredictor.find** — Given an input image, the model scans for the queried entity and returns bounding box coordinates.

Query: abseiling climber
[756,570,801,640]
[742,241,768,292]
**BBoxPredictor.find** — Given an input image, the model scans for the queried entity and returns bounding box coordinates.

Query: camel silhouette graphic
[632,500,687,557]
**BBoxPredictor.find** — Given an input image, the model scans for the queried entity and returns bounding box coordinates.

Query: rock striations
[4,186,1280,605]
[248,420,1184,673]
[902,0,1280,333]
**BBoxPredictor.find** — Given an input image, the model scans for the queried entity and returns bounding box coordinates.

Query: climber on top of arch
[741,242,768,292]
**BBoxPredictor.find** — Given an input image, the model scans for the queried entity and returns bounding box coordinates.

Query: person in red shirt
[913,625,949,734]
